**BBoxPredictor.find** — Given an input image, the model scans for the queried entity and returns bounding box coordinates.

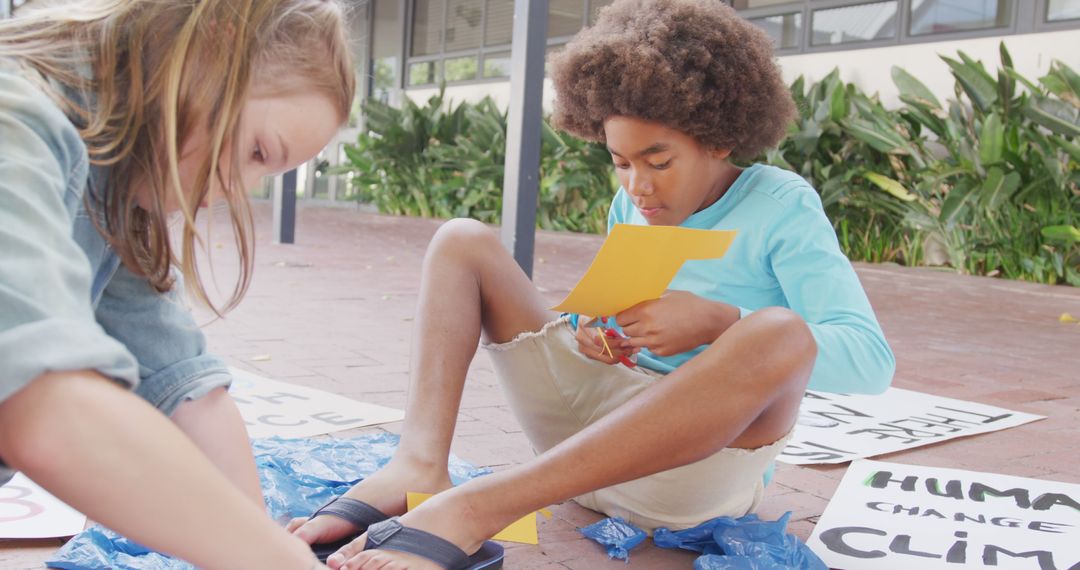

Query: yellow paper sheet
[551,224,737,317]
[406,492,545,544]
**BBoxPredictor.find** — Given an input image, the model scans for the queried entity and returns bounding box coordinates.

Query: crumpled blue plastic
[658,512,826,570]
[578,517,648,561]
[46,433,487,570]
[581,511,826,569]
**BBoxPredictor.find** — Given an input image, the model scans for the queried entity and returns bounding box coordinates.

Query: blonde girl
[0,1,354,567]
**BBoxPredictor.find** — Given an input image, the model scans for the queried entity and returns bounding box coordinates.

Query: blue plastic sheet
[578,517,648,561]
[580,511,826,569]
[47,433,486,570]
[655,512,827,570]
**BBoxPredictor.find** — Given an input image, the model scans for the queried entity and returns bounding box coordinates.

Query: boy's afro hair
[550,0,795,160]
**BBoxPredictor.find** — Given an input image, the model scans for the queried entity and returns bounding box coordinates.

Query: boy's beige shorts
[482,317,793,533]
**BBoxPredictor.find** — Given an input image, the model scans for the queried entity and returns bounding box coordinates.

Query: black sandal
[307,496,391,562]
[363,517,504,570]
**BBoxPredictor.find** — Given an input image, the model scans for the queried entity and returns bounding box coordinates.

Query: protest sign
[808,460,1079,570]
[228,367,404,438]
[0,474,85,539]
[780,388,1043,465]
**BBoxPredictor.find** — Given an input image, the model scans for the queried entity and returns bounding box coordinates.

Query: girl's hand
[574,316,639,365]
[616,291,739,357]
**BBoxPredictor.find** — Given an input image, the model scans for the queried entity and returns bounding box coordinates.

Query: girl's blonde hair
[0,0,356,313]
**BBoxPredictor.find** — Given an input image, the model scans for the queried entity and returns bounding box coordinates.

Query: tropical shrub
[337,45,1079,285]
[337,90,615,233]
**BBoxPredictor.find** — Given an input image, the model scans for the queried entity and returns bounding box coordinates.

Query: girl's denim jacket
[0,66,232,480]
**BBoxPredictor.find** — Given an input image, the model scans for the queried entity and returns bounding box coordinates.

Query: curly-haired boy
[291,1,895,568]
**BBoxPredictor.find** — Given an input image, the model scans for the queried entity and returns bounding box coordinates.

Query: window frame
[732,0,1077,55]
[397,0,1080,89]
[402,0,610,88]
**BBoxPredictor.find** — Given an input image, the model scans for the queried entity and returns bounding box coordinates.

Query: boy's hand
[617,291,739,356]
[575,316,639,365]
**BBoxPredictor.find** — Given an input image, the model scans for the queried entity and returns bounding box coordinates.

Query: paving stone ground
[2,202,1078,569]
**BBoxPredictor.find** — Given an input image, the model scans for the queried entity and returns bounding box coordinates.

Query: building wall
[407,28,1080,112]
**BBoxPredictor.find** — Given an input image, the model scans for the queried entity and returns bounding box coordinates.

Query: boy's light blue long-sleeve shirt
[606,163,895,395]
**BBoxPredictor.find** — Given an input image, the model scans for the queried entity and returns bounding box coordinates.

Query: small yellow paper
[552,224,737,317]
[1060,312,1079,324]
[406,492,540,545]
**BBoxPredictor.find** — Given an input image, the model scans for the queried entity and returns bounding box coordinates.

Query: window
[446,0,483,51]
[371,0,400,100]
[444,55,479,81]
[588,0,616,25]
[397,0,639,88]
[750,12,802,49]
[485,0,514,45]
[1048,0,1080,21]
[411,0,444,57]
[732,0,800,7]
[483,51,512,78]
[549,0,585,38]
[909,0,1010,36]
[408,60,439,86]
[811,1,898,46]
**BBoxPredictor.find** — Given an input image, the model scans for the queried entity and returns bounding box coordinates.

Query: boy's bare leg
[172,387,264,505]
[330,307,816,570]
[291,219,555,544]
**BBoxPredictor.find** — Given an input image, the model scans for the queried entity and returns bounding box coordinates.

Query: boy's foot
[287,458,454,547]
[323,487,502,570]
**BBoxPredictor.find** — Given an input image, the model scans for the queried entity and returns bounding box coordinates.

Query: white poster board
[808,460,1079,570]
[779,388,1044,465]
[0,473,86,539]
[229,368,405,439]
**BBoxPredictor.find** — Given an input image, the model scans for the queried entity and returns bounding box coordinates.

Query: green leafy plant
[336,49,1078,286]
[337,88,615,233]
[761,45,1078,285]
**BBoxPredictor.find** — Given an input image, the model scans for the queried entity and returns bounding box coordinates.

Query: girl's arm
[96,264,263,504]
[0,71,317,569]
[0,370,319,570]
[763,187,896,395]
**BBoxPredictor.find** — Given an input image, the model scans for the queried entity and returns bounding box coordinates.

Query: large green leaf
[1042,225,1080,244]
[1053,136,1080,163]
[939,180,978,225]
[900,106,946,137]
[892,66,941,109]
[864,172,916,202]
[845,118,911,154]
[829,81,848,122]
[1040,61,1080,107]
[979,167,1021,209]
[999,42,1014,70]
[979,113,1004,165]
[942,55,998,113]
[1023,96,1080,137]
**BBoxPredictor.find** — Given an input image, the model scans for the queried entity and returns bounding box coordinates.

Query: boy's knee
[429,218,499,258]
[744,307,817,368]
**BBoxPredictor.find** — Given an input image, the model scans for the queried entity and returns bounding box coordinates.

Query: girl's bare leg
[291,219,556,543]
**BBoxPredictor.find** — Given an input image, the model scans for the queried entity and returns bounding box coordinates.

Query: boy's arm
[0,370,320,570]
[617,291,740,357]
[763,189,895,395]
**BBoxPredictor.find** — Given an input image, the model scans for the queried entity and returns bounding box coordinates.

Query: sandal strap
[364,517,468,569]
[310,496,388,530]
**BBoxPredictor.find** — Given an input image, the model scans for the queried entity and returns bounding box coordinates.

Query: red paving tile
[4,203,1078,568]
